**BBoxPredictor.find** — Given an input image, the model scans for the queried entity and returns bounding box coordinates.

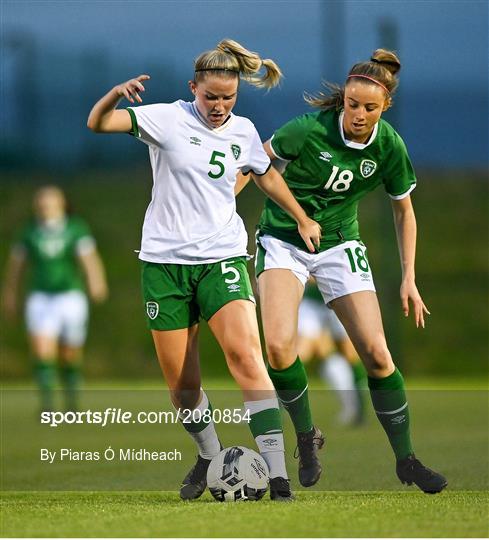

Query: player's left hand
[400,279,430,328]
[298,218,322,253]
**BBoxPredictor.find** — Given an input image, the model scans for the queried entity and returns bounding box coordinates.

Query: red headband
[347,74,390,95]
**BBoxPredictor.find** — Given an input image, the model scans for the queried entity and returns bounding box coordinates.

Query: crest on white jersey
[146,301,159,320]
[360,159,377,178]
[231,144,241,160]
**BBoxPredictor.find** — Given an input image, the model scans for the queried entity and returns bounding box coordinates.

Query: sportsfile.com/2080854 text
[40,408,251,427]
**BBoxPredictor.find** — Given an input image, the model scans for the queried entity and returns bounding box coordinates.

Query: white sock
[255,433,287,479]
[178,390,221,460]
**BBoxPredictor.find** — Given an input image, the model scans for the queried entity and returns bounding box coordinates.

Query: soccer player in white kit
[88,39,321,501]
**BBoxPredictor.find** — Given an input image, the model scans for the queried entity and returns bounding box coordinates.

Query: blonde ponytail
[194,39,282,89]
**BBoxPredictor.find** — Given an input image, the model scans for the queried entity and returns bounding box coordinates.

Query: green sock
[59,363,82,411]
[352,360,367,417]
[34,361,56,411]
[368,367,414,460]
[268,357,313,434]
[247,404,283,439]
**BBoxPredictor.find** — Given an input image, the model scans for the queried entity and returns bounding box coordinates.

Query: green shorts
[141,257,256,330]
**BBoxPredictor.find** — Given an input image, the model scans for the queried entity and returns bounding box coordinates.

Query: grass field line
[2,376,488,391]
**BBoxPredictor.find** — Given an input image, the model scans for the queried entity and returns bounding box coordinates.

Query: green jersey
[16,216,95,292]
[259,109,416,251]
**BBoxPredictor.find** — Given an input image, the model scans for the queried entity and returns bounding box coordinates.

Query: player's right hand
[115,75,150,104]
[298,218,322,253]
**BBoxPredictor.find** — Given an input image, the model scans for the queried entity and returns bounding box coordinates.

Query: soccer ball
[206,446,269,502]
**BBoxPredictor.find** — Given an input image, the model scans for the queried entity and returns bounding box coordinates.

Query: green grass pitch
[1,491,487,537]
[1,379,488,537]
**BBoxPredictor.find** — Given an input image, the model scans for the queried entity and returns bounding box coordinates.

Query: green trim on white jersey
[127,107,139,137]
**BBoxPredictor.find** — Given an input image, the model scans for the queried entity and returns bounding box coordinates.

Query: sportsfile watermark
[2,388,487,491]
[40,407,251,427]
[40,447,183,463]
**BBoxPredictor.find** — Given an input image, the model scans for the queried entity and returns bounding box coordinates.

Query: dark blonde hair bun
[305,48,401,110]
[370,49,401,75]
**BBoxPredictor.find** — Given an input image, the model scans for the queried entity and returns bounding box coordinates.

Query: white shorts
[25,290,89,346]
[298,297,348,340]
[256,234,376,305]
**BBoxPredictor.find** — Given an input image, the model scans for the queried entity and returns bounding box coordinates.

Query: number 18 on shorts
[256,235,376,305]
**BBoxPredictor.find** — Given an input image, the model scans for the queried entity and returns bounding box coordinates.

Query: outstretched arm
[252,166,321,253]
[391,195,430,328]
[235,139,288,197]
[87,74,150,133]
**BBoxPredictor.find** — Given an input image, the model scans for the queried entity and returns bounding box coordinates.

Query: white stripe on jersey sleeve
[267,135,291,174]
[388,183,416,200]
[269,133,289,161]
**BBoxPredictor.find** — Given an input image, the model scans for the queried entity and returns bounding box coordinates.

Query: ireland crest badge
[360,159,377,178]
[231,144,241,160]
[146,301,159,320]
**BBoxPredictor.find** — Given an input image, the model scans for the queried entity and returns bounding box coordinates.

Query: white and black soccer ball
[206,446,269,502]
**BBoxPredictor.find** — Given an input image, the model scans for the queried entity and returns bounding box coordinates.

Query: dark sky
[4,1,486,87]
[2,0,488,166]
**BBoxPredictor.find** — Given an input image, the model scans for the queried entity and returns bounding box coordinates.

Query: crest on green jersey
[360,159,377,178]
[231,144,241,160]
[146,301,159,320]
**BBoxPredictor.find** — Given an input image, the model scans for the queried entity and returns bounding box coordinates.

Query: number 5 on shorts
[344,246,370,273]
[221,261,240,283]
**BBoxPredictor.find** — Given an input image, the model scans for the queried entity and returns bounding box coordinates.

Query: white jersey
[128,100,270,264]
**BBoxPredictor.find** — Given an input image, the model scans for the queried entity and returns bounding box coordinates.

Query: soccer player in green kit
[242,48,447,493]
[2,186,108,413]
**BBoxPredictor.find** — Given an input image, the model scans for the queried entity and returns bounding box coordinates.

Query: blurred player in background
[298,278,366,426]
[238,48,447,494]
[87,39,321,501]
[1,186,108,412]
